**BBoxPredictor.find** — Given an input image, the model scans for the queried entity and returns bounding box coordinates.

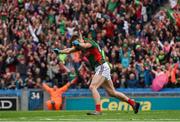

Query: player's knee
[89,85,96,91]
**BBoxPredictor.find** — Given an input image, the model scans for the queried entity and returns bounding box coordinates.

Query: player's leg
[102,80,129,101]
[88,74,106,114]
[102,80,140,114]
[46,100,53,110]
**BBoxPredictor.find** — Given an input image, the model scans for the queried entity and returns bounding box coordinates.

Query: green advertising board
[65,97,180,111]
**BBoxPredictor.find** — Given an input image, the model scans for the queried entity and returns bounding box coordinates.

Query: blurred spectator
[0,0,179,90]
[126,73,139,88]
[14,72,24,89]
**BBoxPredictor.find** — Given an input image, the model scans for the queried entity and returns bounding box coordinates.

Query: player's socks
[128,99,140,114]
[127,98,135,106]
[96,104,101,112]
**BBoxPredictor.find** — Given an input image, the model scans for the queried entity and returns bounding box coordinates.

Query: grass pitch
[0,110,180,122]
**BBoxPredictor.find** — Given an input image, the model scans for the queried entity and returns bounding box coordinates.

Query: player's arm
[60,47,77,54]
[53,47,77,54]
[72,40,92,49]
[72,31,92,49]
[79,42,92,49]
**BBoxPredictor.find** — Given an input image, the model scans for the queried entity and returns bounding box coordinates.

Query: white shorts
[95,62,111,81]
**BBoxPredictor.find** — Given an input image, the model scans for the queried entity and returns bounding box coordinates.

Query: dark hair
[70,35,79,43]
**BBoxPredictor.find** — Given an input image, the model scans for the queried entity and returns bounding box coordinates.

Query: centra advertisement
[65,97,180,111]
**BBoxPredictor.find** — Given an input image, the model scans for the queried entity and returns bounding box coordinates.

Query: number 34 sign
[28,90,43,110]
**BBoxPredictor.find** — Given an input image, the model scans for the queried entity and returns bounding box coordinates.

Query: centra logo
[101,98,151,111]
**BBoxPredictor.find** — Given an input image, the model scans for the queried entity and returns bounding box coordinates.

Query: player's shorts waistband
[95,60,106,67]
[95,62,108,70]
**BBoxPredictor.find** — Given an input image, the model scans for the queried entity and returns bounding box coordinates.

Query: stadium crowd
[0,0,179,90]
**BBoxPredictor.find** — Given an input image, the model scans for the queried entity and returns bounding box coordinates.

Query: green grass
[0,110,180,122]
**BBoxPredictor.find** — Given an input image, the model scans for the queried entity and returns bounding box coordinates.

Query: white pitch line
[1,118,180,122]
[2,120,179,122]
[57,119,180,121]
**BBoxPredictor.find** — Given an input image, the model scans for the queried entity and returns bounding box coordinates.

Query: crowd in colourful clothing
[0,0,179,90]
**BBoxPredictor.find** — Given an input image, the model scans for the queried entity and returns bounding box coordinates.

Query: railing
[1,88,180,97]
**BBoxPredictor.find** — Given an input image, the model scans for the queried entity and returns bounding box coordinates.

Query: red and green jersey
[80,38,106,69]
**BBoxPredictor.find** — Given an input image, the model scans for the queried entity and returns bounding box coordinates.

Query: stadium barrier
[1,88,180,111]
[65,97,180,111]
[64,88,180,111]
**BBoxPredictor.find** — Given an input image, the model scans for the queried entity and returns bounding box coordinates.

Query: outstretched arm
[72,40,92,49]
[59,78,78,93]
[78,42,92,49]
[28,23,39,42]
[170,37,174,46]
[53,47,77,54]
[157,38,164,49]
[59,82,71,93]
[42,83,52,93]
[61,47,78,54]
